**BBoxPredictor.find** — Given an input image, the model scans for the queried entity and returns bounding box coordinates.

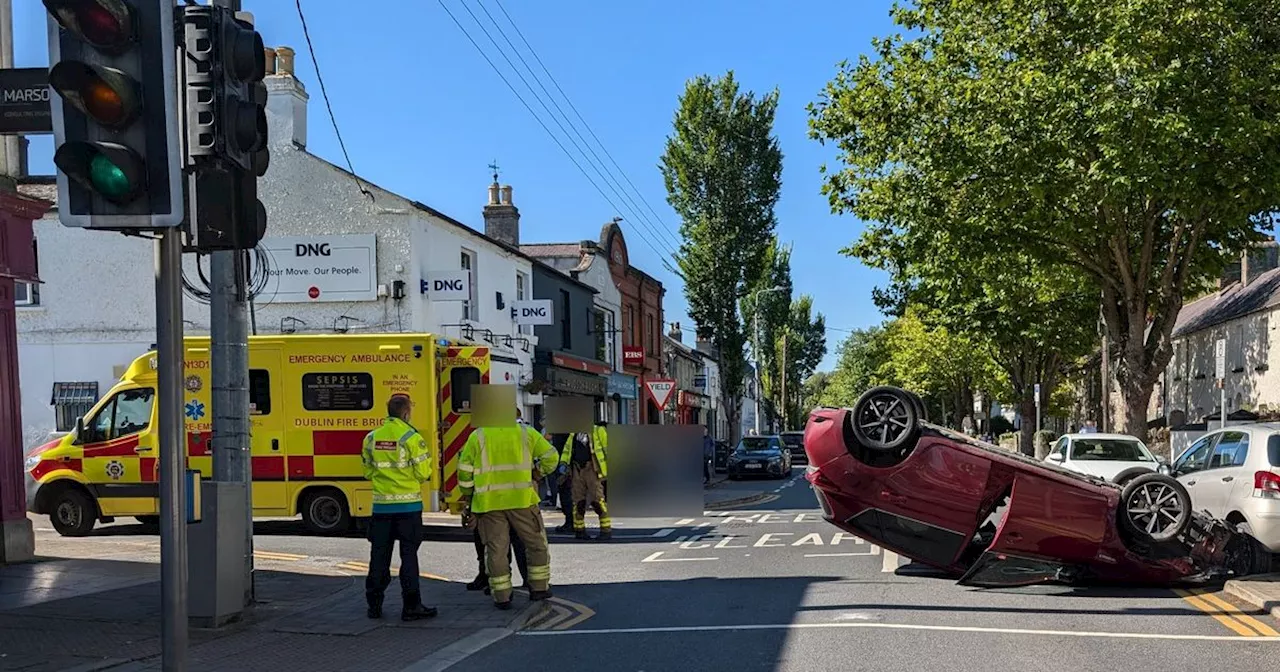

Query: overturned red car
[803,386,1272,588]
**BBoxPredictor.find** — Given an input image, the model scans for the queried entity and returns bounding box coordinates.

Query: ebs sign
[422,270,471,302]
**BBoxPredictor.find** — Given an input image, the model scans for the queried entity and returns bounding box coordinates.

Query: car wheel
[1118,473,1192,544]
[905,389,928,423]
[50,488,97,537]
[301,488,352,535]
[1226,520,1272,576]
[851,386,920,453]
[1112,467,1153,487]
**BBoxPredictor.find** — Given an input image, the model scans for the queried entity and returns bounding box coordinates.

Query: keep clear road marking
[517,621,1280,642]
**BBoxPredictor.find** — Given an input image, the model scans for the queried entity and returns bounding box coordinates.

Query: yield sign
[644,379,677,410]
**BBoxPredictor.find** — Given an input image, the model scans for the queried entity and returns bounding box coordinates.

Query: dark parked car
[780,431,807,465]
[803,386,1271,588]
[714,440,732,472]
[727,436,792,480]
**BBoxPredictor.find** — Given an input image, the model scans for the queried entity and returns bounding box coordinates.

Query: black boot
[494,600,512,610]
[465,576,487,591]
[575,530,589,540]
[597,530,612,541]
[402,600,439,622]
[529,589,553,601]
[367,596,383,619]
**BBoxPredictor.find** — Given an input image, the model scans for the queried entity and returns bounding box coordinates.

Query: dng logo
[520,307,547,318]
[435,279,464,292]
[295,243,332,257]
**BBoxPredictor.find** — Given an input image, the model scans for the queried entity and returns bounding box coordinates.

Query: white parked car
[1167,424,1280,552]
[1045,433,1162,485]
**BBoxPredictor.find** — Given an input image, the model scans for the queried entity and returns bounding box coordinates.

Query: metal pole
[156,229,188,672]
[0,0,21,177]
[780,332,787,432]
[1035,383,1042,433]
[1100,305,1109,434]
[1221,382,1227,430]
[753,306,761,435]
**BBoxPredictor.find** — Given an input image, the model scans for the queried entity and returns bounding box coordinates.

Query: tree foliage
[661,71,784,443]
[778,295,827,427]
[878,306,1004,424]
[742,237,794,413]
[820,326,890,408]
[809,0,1280,440]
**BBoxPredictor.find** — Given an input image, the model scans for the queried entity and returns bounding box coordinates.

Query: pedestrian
[559,419,611,540]
[457,406,559,610]
[361,394,437,621]
[702,425,714,485]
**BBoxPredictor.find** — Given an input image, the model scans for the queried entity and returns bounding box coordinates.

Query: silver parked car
[1046,433,1162,485]
[1166,424,1280,552]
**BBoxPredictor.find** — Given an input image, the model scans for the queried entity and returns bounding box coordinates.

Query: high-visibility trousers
[570,464,611,533]
[477,505,550,603]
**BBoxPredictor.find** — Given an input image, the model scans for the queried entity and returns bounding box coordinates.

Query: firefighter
[457,408,559,610]
[560,419,611,540]
[361,394,437,621]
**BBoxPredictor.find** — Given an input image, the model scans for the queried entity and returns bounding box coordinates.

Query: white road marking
[651,528,676,538]
[882,550,901,572]
[517,621,1280,642]
[674,518,696,526]
[804,551,878,558]
[641,551,720,563]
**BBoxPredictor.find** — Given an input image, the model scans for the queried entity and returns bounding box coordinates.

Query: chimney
[696,338,718,358]
[669,321,683,343]
[483,179,520,246]
[1242,240,1280,286]
[264,45,309,149]
[1220,258,1242,290]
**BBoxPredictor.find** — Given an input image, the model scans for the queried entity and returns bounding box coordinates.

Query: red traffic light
[48,61,140,129]
[43,0,135,54]
[223,17,265,83]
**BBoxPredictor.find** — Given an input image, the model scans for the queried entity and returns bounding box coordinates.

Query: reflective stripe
[474,481,533,493]
[398,429,416,444]
[373,491,422,503]
[457,463,475,473]
[527,564,550,580]
[407,453,429,466]
[457,479,474,488]
[489,574,513,591]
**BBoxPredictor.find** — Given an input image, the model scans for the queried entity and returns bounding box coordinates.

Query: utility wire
[295,0,373,200]
[479,0,685,257]
[492,0,686,255]
[439,0,683,278]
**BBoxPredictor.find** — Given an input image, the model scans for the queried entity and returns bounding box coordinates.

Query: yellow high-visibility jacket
[559,425,608,479]
[458,424,558,513]
[361,417,431,513]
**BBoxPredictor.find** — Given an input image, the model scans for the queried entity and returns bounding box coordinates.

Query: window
[604,310,617,367]
[51,382,98,432]
[82,387,155,443]
[592,308,608,362]
[1048,437,1067,460]
[1174,434,1217,475]
[460,249,478,321]
[17,238,38,306]
[560,289,572,349]
[1070,439,1154,462]
[450,367,481,413]
[301,373,374,412]
[515,272,530,335]
[625,305,636,346]
[249,369,271,415]
[645,313,656,355]
[1209,431,1249,469]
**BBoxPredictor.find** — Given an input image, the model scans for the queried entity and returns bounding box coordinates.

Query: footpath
[1224,573,1280,623]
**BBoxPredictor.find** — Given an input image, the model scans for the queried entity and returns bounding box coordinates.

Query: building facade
[599,221,666,423]
[692,338,726,440]
[663,326,709,426]
[15,47,546,447]
[528,261,610,427]
[522,225,637,423]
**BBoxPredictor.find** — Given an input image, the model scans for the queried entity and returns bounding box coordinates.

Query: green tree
[742,237,794,427]
[809,0,1280,441]
[777,295,827,428]
[821,326,890,407]
[662,71,784,444]
[801,371,832,418]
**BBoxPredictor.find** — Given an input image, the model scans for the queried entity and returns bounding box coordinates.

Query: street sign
[421,270,470,301]
[0,68,52,135]
[511,299,554,325]
[1034,383,1041,407]
[644,378,677,410]
[1215,338,1227,380]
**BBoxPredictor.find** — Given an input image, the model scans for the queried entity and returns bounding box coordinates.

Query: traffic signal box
[44,0,185,230]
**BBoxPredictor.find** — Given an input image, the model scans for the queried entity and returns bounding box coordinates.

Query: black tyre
[135,515,160,527]
[851,386,920,453]
[1118,473,1192,544]
[905,389,928,423]
[50,488,97,537]
[1112,467,1152,487]
[1226,520,1272,576]
[300,488,352,535]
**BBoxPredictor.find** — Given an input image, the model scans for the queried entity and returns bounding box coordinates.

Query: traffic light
[181,4,269,252]
[44,0,184,229]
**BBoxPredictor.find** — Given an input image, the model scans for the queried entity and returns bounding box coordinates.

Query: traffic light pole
[155,228,189,671]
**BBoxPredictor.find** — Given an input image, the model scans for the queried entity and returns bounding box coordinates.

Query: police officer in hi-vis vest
[457,407,560,609]
[361,394,437,621]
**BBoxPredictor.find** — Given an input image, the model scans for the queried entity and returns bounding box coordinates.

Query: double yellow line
[521,593,595,631]
[334,560,449,582]
[254,550,307,562]
[1175,587,1280,637]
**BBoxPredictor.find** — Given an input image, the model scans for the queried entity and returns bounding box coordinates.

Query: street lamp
[751,285,788,435]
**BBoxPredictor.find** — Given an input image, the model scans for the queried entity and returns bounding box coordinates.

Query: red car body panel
[804,407,1232,587]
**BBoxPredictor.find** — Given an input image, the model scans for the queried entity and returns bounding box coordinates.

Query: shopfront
[530,350,610,427]
[675,390,709,426]
[607,372,638,424]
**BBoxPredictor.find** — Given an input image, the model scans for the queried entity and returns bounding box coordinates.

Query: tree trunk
[1119,376,1155,443]
[723,386,742,445]
[1019,397,1036,456]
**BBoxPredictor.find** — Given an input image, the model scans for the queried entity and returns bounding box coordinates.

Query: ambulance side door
[78,386,159,514]
[249,347,288,513]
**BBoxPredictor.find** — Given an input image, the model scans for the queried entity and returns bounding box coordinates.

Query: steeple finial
[488,160,500,184]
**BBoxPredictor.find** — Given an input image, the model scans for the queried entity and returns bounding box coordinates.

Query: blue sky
[14,0,897,371]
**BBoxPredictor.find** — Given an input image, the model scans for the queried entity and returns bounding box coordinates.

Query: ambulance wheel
[50,488,97,537]
[301,488,351,535]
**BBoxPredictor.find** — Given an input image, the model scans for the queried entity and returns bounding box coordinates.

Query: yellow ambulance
[24,333,491,536]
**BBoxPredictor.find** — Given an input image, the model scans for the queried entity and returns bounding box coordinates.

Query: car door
[1172,433,1219,512]
[248,348,288,513]
[1194,430,1250,517]
[79,386,159,514]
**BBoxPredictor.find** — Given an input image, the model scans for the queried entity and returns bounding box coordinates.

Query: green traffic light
[88,152,131,198]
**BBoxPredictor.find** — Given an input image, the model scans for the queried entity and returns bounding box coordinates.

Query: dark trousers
[704,457,711,483]
[559,475,573,527]
[365,512,422,608]
[473,526,528,584]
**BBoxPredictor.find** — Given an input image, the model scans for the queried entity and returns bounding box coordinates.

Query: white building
[15,46,547,447]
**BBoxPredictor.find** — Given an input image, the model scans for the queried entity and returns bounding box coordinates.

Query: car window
[1175,434,1217,474]
[1069,439,1153,462]
[1049,437,1067,459]
[1209,432,1249,469]
[739,437,777,452]
[780,434,804,448]
[85,387,155,443]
